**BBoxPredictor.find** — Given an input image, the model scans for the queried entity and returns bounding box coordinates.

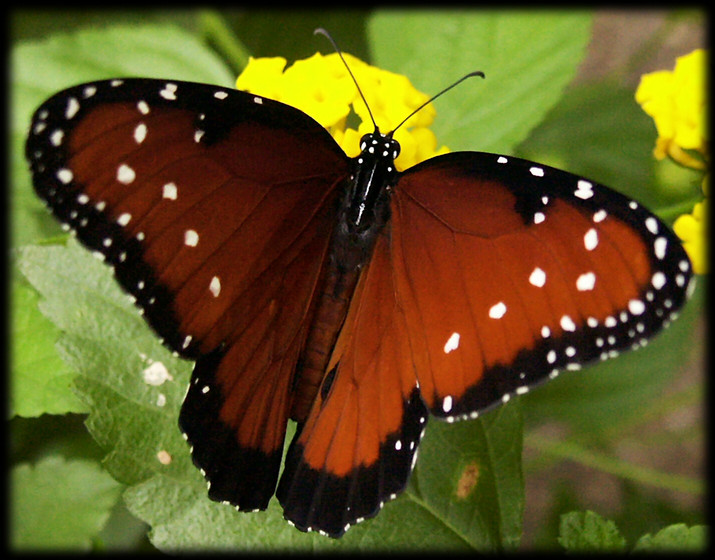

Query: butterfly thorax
[289,132,400,422]
[333,131,400,272]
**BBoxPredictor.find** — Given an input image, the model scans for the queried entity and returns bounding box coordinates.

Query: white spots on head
[117,163,136,184]
[184,229,199,247]
[560,315,576,332]
[57,168,73,184]
[574,179,594,200]
[576,272,596,291]
[529,267,546,288]
[134,123,147,144]
[584,228,599,251]
[443,332,460,354]
[159,82,178,100]
[162,182,178,200]
[65,97,80,119]
[209,276,221,298]
[488,301,507,319]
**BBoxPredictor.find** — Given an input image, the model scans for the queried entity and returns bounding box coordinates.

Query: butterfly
[25,63,693,538]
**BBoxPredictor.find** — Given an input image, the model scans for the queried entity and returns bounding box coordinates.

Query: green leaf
[11,456,123,551]
[409,404,524,550]
[19,241,523,550]
[10,275,86,417]
[557,510,627,552]
[368,10,593,153]
[633,523,707,552]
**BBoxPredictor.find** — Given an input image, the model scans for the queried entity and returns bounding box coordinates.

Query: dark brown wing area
[26,79,350,511]
[391,151,693,420]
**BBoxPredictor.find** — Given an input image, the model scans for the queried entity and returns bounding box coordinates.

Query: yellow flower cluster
[636,49,708,274]
[236,53,448,171]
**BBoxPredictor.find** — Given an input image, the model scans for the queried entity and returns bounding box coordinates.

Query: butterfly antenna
[391,70,485,135]
[314,27,379,131]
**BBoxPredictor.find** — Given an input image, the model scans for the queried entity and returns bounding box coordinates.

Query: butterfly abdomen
[291,264,361,422]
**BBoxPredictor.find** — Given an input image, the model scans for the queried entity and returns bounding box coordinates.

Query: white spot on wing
[576,272,596,291]
[584,228,599,251]
[65,97,80,119]
[560,315,577,332]
[489,301,507,319]
[529,267,546,287]
[117,164,136,184]
[160,83,178,100]
[134,123,147,144]
[443,332,460,354]
[442,396,453,413]
[163,182,178,200]
[184,230,199,247]
[209,276,221,298]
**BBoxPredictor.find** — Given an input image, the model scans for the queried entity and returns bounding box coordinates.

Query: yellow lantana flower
[635,49,707,164]
[236,53,448,171]
[674,199,708,275]
[636,48,709,274]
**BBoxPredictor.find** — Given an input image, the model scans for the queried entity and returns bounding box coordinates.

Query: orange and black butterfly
[26,71,692,537]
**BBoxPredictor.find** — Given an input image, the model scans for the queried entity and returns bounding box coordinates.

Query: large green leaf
[368,10,593,154]
[18,241,524,550]
[11,456,123,551]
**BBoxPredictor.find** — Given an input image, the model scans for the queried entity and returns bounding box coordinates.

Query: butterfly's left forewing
[390,151,693,419]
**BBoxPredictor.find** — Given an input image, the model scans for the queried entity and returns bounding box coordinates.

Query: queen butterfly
[25,51,693,538]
